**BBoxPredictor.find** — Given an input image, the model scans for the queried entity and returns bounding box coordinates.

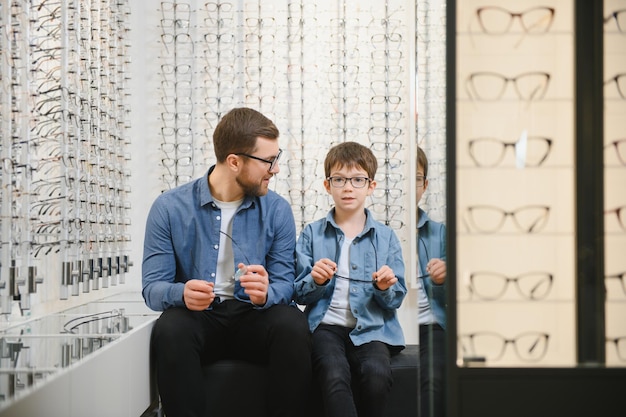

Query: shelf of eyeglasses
[0,329,139,403]
[0,293,158,403]
[0,293,157,359]
[0,294,158,336]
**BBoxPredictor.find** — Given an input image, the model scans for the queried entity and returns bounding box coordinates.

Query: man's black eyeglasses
[236,148,283,171]
[327,176,371,188]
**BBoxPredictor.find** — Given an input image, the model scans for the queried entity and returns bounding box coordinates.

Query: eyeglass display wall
[153,0,420,338]
[455,0,577,367]
[454,0,626,369]
[155,0,415,230]
[417,1,447,227]
[0,0,133,317]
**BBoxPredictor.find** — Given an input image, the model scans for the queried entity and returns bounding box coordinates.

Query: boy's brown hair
[324,141,378,179]
[417,146,429,178]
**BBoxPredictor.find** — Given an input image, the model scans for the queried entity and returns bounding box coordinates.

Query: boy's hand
[312,258,337,285]
[426,258,446,285]
[372,265,397,291]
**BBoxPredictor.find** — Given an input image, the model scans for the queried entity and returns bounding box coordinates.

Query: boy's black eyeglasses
[327,176,371,188]
[236,148,283,171]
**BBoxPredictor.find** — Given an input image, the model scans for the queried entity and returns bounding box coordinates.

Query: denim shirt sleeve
[372,229,407,310]
[142,192,185,311]
[294,222,329,305]
[256,197,297,307]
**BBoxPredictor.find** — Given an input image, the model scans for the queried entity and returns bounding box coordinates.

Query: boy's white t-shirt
[321,238,357,328]
[417,278,436,325]
[213,198,243,300]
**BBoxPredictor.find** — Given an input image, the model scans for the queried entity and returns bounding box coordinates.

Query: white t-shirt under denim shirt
[213,198,243,300]
[418,276,436,325]
[321,238,357,328]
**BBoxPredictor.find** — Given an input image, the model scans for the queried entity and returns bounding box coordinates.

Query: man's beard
[236,171,269,197]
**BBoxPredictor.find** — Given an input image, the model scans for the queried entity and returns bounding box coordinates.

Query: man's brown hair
[213,107,279,162]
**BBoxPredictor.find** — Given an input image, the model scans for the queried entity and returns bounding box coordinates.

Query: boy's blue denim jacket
[417,207,447,329]
[295,208,407,350]
[142,167,297,311]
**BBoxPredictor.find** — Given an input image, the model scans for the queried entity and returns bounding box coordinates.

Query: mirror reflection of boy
[417,146,447,417]
[295,141,407,417]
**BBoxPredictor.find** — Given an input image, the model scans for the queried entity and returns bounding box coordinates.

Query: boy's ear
[367,179,377,195]
[323,178,332,193]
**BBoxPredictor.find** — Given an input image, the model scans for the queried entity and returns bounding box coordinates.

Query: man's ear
[226,154,241,171]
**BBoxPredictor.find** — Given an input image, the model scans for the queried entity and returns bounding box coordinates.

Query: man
[142,107,311,417]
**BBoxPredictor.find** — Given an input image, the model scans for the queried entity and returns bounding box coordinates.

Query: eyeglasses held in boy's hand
[327,176,371,188]
[236,148,283,171]
[334,241,379,284]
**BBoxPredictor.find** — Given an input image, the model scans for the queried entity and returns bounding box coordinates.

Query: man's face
[236,137,281,197]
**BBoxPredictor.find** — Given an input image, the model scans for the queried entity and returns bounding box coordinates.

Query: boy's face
[324,164,375,212]
[416,163,429,205]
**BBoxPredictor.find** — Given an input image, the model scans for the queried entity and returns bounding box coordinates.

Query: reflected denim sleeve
[430,221,447,327]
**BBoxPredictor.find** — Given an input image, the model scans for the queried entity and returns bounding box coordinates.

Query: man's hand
[184,279,215,311]
[238,263,268,306]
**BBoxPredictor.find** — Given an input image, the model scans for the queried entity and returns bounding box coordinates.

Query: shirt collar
[417,207,432,230]
[322,207,377,238]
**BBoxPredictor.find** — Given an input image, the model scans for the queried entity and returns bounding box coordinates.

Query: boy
[295,141,407,417]
[416,145,447,417]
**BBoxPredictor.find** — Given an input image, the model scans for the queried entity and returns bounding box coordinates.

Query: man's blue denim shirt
[294,209,407,349]
[417,207,447,329]
[142,167,297,311]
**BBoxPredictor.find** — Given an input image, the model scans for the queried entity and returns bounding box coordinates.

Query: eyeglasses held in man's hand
[236,148,283,172]
[327,176,371,188]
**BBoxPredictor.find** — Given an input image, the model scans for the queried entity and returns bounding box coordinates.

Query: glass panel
[455,0,576,367]
[417,1,448,415]
[604,0,626,368]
